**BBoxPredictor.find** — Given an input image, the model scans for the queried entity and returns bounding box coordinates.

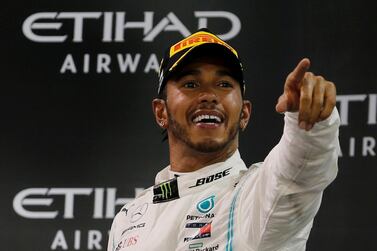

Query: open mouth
[191,111,224,126]
[193,114,222,124]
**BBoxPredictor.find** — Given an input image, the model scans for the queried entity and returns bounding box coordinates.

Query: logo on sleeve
[115,235,139,251]
[130,203,148,223]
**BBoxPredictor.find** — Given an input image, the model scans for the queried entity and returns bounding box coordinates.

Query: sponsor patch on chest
[189,168,231,188]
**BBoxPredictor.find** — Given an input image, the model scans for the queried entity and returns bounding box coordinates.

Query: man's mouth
[191,111,225,127]
[193,114,222,124]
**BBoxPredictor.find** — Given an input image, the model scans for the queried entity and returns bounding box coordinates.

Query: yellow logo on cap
[169,31,238,58]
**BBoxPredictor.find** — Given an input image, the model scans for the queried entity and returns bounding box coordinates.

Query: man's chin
[189,139,228,153]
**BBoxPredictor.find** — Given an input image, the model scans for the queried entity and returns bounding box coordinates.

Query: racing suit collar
[155,149,246,185]
[152,149,248,203]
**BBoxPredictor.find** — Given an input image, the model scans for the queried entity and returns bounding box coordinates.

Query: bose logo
[189,168,231,188]
[22,11,241,43]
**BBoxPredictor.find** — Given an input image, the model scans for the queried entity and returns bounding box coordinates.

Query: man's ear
[152,98,168,128]
[240,100,252,131]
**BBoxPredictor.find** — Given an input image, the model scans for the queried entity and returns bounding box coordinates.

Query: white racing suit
[108,109,340,251]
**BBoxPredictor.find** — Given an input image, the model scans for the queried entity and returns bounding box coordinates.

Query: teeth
[193,114,221,123]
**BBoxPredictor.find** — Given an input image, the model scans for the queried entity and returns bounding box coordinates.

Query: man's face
[162,56,249,153]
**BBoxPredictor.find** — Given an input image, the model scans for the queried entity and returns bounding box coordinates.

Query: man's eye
[183,81,198,88]
[218,82,233,88]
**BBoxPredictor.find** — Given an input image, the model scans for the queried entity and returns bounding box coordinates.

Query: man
[108,29,339,251]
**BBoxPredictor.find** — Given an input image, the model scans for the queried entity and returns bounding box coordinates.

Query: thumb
[275,94,288,113]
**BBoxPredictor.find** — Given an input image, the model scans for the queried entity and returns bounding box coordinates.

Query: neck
[168,138,238,172]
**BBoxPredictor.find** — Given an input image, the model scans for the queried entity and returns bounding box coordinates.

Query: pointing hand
[275,58,336,131]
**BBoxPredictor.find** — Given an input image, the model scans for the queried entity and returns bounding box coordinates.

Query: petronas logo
[197,195,215,213]
[160,182,172,199]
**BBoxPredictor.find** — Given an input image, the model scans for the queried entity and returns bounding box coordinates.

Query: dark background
[1,0,376,250]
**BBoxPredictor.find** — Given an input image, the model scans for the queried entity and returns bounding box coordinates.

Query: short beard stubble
[166,106,241,153]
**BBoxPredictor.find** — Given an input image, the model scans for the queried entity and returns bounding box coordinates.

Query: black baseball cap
[157,28,245,95]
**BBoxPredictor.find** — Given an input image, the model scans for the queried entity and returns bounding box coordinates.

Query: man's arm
[238,59,339,250]
[254,107,339,250]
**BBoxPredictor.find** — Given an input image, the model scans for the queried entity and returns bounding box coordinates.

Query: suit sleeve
[238,107,340,250]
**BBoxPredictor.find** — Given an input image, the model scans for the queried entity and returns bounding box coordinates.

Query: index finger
[286,58,311,87]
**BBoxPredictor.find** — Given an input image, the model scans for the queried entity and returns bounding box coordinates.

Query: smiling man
[108,29,339,251]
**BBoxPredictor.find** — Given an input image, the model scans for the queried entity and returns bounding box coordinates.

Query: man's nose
[197,87,218,104]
